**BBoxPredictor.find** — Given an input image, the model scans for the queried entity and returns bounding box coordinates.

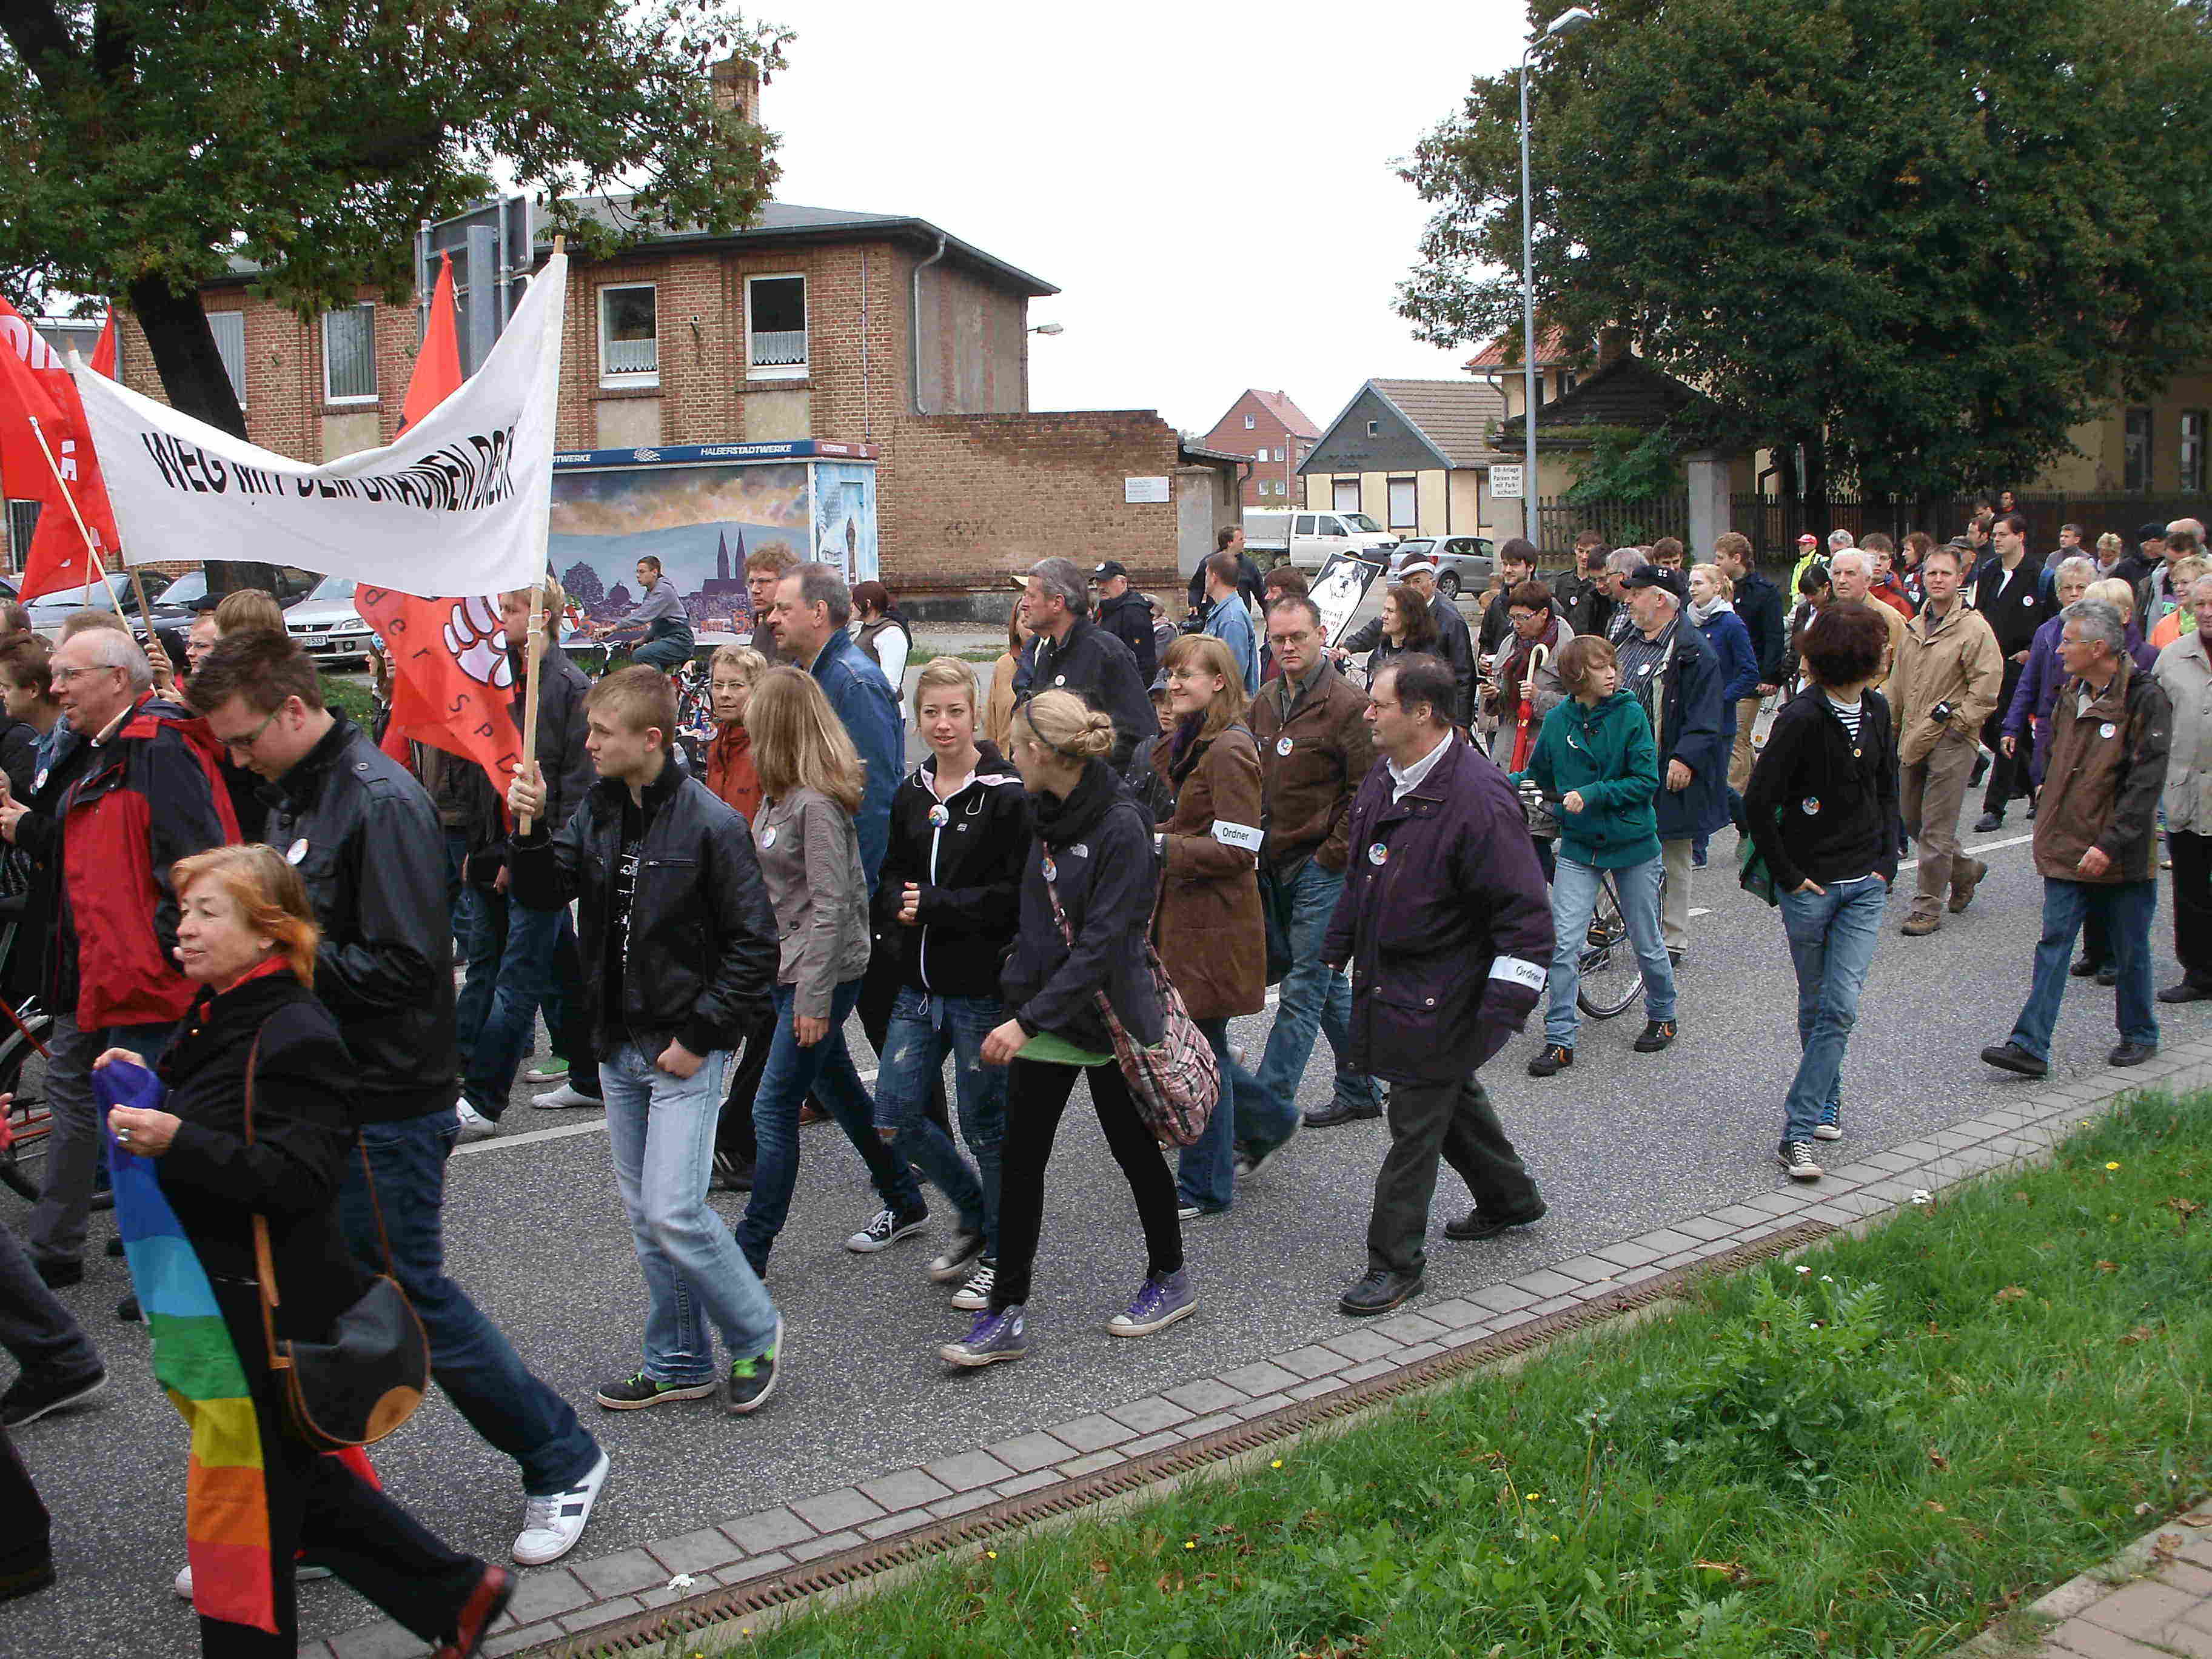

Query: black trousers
[1981,663,2032,814]
[549,923,599,1093]
[713,1014,774,1168]
[199,1281,483,1658]
[0,1421,47,1579]
[991,1059,1182,1311]
[1367,1074,1541,1278]
[2172,830,2212,988]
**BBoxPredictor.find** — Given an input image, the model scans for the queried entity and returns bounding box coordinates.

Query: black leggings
[991,1059,1182,1311]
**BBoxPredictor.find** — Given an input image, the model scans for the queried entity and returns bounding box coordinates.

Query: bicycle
[1516,784,1668,1021]
[0,915,55,1202]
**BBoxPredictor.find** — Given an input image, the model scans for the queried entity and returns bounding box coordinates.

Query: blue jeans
[1228,861,1377,1141]
[599,1043,780,1384]
[737,980,925,1274]
[2008,878,2159,1062]
[871,988,1005,1252]
[340,1108,600,1496]
[444,829,502,1066]
[461,896,569,1120]
[1544,855,1675,1045]
[1177,1017,1239,1213]
[1777,876,1888,1142]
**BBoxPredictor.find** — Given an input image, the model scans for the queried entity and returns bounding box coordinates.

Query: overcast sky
[763,0,1531,440]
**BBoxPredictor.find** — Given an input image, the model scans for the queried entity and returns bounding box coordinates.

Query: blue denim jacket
[806,630,902,891]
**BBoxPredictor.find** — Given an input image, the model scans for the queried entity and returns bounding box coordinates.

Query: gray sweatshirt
[752,785,871,1019]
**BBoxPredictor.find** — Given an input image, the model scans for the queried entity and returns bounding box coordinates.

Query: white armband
[1488,956,1547,991]
[1211,820,1264,852]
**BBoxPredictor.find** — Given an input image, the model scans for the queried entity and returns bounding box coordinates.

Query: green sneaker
[726,1318,783,1415]
[526,1057,571,1081]
[592,1370,716,1410]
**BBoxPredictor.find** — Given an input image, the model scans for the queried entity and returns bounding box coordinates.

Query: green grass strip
[700,1090,2212,1659]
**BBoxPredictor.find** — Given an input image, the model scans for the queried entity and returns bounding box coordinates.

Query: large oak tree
[0,0,786,587]
[1399,0,2212,517]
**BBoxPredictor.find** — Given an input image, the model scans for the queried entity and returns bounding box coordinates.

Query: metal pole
[1520,49,1540,560]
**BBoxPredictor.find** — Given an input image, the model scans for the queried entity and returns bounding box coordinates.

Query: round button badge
[928,803,951,827]
[1276,737,1293,757]
[1367,842,1389,866]
[1041,855,1057,882]
[286,838,309,865]
[760,826,777,849]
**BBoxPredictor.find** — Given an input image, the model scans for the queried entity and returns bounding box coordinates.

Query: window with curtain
[207,310,247,408]
[322,305,376,403]
[1387,478,1418,529]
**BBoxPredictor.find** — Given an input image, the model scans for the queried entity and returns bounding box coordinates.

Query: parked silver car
[1393,535,1495,600]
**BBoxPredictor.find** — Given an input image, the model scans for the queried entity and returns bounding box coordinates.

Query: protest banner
[73,250,568,600]
[1309,548,1390,648]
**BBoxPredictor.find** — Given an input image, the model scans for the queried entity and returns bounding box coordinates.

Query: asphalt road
[6,809,2206,1658]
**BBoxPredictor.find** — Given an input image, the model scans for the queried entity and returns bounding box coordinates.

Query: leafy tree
[1562,426,1682,505]
[1399,0,2212,515]
[0,1,786,586]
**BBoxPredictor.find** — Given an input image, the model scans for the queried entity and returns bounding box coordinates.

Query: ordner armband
[1211,820,1264,852]
[1488,956,1547,991]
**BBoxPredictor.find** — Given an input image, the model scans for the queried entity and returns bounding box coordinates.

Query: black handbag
[244,1033,429,1451]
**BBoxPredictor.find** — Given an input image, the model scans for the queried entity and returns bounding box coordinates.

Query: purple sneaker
[940,1305,1028,1368]
[1107,1267,1196,1337]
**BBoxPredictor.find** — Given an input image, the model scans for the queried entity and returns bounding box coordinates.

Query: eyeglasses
[50,665,123,686]
[218,707,281,756]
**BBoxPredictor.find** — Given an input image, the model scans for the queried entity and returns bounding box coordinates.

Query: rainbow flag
[101,1060,277,1635]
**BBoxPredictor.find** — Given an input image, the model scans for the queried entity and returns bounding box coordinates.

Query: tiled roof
[1246,389,1319,439]
[1367,378,1512,468]
[1464,325,1571,372]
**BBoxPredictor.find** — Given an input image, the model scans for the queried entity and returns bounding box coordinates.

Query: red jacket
[57,694,239,1028]
[705,722,762,824]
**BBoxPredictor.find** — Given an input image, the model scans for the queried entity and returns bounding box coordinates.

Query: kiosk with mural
[549,440,879,638]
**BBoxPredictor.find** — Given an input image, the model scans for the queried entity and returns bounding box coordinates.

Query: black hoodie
[872,740,1031,1000]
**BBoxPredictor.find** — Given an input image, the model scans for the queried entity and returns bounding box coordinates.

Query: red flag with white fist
[354,255,525,794]
[0,299,124,600]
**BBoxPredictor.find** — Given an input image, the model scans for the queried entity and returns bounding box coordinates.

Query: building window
[207,310,247,409]
[1272,447,1284,462]
[1256,447,1269,462]
[2184,411,2207,494]
[1387,477,1418,529]
[746,274,807,379]
[1365,420,1380,437]
[2125,407,2153,493]
[1333,478,1361,514]
[321,304,377,404]
[1558,369,1578,397]
[597,284,658,383]
[1244,414,1256,429]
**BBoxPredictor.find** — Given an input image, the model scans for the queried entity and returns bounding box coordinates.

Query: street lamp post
[1520,6,1594,557]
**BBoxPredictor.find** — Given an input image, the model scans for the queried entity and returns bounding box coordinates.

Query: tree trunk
[1776,443,1801,556]
[1801,434,1829,545]
[124,275,280,598]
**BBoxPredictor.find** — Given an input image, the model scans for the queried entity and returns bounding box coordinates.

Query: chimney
[711,54,762,126]
[1597,325,1632,369]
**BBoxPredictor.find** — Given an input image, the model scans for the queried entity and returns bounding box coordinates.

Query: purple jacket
[1322,734,1554,1085]
[2006,614,2160,782]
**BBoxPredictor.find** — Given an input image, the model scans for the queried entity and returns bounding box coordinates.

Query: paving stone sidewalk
[1952,1503,2212,1658]
[313,1039,2212,1659]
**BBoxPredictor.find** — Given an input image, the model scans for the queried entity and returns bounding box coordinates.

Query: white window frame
[1387,477,1419,529]
[597,283,660,387]
[1243,413,1256,429]
[321,304,377,406]
[1365,419,1381,437]
[745,272,808,381]
[207,310,247,410]
[1332,478,1362,514]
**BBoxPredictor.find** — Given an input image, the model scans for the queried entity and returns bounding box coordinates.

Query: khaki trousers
[1900,731,1977,913]
[1728,694,1765,794]
[1661,837,1694,953]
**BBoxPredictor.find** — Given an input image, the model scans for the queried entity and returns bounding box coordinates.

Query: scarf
[1030,757,1120,846]
[1687,595,1732,629]
[1498,614,1564,715]
[102,1059,277,1635]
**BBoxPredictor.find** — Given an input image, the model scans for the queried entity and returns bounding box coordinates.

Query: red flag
[0,299,123,600]
[90,307,117,378]
[357,254,525,796]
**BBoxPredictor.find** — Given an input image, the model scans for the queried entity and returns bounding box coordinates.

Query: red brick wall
[1201,390,1310,508]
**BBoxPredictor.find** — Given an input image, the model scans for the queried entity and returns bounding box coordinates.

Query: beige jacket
[753,785,873,1020]
[1866,597,1906,692]
[1893,598,2004,765]
[2155,628,2212,833]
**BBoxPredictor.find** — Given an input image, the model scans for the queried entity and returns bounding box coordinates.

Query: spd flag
[0,299,122,600]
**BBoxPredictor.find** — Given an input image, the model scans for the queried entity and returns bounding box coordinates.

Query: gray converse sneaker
[1107,1267,1196,1337]
[950,1259,996,1312]
[940,1305,1027,1367]
[927,1229,985,1283]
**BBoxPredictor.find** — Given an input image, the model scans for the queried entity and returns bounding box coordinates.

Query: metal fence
[1729,492,2212,559]
[1535,495,1688,555]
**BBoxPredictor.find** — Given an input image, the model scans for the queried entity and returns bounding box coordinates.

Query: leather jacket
[260,716,458,1124]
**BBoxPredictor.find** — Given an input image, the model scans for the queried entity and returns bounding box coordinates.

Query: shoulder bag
[1039,864,1218,1148]
[245,1033,429,1451]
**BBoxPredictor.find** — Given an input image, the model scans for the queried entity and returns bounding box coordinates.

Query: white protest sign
[74,251,569,600]
[1310,549,1388,648]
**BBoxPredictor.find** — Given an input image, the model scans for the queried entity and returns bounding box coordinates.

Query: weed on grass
[700,1091,2212,1658]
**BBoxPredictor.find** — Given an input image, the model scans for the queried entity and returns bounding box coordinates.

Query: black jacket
[154,969,369,1338]
[872,742,1030,1001]
[512,639,596,836]
[1342,594,1477,725]
[1478,588,1515,657]
[1553,568,1615,642]
[1094,589,1158,688]
[1000,759,1163,1053]
[1732,569,1788,684]
[0,718,36,802]
[1970,557,2050,659]
[260,716,457,1124]
[509,759,778,1058]
[1019,615,1155,771]
[1742,686,1901,893]
[1187,553,1265,617]
[1122,731,1176,824]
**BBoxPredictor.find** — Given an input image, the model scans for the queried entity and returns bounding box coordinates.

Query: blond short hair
[911,655,978,710]
[709,644,768,681]
[213,588,285,635]
[2085,577,2137,623]
[1691,562,1733,601]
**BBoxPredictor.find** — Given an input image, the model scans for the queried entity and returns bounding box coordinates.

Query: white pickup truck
[1241,509,1399,572]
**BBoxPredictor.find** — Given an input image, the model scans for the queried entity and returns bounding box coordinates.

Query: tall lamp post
[1520,5,1595,556]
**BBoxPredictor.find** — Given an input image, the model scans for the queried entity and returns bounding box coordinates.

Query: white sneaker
[454,1099,498,1142]
[950,1259,996,1312]
[532,1083,600,1110]
[176,1561,328,1599]
[173,1563,192,1600]
[512,1449,610,1566]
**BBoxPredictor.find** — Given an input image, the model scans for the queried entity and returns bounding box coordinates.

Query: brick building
[1197,389,1318,508]
[99,63,1239,613]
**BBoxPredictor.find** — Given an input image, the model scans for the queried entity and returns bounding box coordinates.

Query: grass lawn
[707,1091,2212,1659]
[318,672,377,728]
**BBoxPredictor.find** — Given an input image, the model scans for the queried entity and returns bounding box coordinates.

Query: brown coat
[1248,659,1374,873]
[1151,722,1265,1019]
[2033,658,2172,884]
[1893,598,2005,765]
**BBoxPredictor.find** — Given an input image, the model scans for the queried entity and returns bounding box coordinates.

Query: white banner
[73,251,568,599]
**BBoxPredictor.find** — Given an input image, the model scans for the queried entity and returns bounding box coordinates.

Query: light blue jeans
[1777,875,1888,1142]
[872,988,1005,1253]
[1544,854,1675,1047]
[600,1041,780,1386]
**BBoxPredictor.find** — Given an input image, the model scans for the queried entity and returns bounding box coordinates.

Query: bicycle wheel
[1576,870,1647,1020]
[0,1004,55,1203]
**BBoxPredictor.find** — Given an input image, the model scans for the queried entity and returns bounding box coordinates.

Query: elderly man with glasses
[0,626,236,1309]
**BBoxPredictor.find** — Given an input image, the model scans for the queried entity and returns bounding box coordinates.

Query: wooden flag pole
[512,236,566,836]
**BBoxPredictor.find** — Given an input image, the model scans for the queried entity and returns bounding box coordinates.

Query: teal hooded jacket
[1512,690,1661,869]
